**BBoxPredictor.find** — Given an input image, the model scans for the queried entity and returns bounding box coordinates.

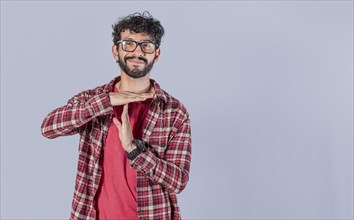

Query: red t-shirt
[94,86,151,220]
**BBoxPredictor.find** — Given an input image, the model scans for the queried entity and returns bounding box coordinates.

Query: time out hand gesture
[109,91,153,106]
[112,104,134,153]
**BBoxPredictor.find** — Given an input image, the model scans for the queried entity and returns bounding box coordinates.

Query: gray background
[1,1,353,219]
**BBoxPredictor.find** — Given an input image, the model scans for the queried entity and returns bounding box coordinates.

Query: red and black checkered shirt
[41,76,192,220]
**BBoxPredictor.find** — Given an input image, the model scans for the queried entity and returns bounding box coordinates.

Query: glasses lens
[121,40,137,52]
[120,40,156,53]
[141,42,156,53]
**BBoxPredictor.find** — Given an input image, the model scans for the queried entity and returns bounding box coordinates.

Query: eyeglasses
[116,40,157,54]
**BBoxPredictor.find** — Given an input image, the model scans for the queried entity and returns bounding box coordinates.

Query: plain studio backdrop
[1,1,353,219]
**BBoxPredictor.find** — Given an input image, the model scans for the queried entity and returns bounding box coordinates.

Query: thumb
[113,117,122,130]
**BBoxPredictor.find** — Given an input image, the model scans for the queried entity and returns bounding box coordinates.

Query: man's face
[113,29,160,79]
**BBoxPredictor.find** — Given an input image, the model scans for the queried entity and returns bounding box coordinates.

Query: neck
[117,72,152,94]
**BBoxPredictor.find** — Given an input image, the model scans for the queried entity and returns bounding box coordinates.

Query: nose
[131,44,146,57]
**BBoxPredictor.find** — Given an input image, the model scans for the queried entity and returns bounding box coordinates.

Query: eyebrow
[123,37,154,43]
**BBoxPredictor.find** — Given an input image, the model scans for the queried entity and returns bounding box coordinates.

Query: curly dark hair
[112,11,165,48]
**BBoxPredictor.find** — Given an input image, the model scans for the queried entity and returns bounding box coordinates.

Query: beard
[117,55,155,79]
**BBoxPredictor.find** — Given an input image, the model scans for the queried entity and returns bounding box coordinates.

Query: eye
[141,42,151,49]
[125,41,134,46]
[141,43,155,53]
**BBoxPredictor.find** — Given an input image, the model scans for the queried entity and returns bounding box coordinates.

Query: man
[41,12,192,220]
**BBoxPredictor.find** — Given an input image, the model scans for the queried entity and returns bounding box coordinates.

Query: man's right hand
[109,91,154,106]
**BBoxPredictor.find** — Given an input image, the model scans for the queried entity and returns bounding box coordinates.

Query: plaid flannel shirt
[41,76,192,220]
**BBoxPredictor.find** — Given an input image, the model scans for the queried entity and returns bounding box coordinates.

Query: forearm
[132,150,191,194]
[41,92,113,139]
[131,119,192,194]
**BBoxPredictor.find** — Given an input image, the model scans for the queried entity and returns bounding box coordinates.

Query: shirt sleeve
[41,89,114,139]
[130,118,192,194]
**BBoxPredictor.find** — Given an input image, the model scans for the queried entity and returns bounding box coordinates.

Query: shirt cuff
[130,150,157,174]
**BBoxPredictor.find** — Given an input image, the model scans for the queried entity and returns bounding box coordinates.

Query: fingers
[113,117,121,130]
[143,93,154,99]
[122,104,132,126]
[109,92,154,106]
[122,104,129,118]
[113,104,129,130]
[124,92,154,100]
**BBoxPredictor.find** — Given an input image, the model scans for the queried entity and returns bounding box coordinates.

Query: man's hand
[112,104,135,153]
[109,91,153,106]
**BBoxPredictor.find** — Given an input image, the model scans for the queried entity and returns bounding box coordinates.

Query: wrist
[126,139,147,160]
[125,141,136,153]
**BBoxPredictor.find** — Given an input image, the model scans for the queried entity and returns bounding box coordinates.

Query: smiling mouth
[125,56,147,64]
[128,59,145,64]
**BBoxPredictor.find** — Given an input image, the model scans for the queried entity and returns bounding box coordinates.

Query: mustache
[124,56,147,64]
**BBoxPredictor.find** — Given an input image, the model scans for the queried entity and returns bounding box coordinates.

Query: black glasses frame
[116,40,157,54]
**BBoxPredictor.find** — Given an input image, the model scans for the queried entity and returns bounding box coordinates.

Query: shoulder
[157,88,191,135]
[159,87,190,121]
[151,79,189,117]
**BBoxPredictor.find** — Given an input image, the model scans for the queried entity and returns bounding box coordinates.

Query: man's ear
[154,48,161,62]
[112,44,119,61]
